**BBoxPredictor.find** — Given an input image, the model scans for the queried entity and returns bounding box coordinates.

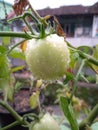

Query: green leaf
[11,65,25,73]
[2,37,11,45]
[60,96,79,130]
[14,81,22,93]
[0,55,10,79]
[70,52,79,68]
[9,47,25,60]
[4,82,14,102]
[0,45,7,54]
[91,44,98,73]
[63,71,74,84]
[29,91,39,109]
[78,46,93,55]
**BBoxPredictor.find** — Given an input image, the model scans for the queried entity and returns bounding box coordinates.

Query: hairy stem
[79,103,98,130]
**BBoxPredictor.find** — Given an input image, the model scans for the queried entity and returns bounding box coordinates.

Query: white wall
[67,37,98,47]
[92,15,98,37]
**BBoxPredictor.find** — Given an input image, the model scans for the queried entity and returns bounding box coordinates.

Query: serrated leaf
[60,96,79,130]
[9,47,25,60]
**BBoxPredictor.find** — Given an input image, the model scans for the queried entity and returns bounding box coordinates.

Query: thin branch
[0,31,28,38]
[7,39,26,55]
[0,100,23,123]
[0,121,20,130]
[67,41,98,67]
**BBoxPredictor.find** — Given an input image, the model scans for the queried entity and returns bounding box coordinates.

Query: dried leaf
[44,15,66,39]
[44,15,52,20]
[20,40,28,52]
[13,0,29,15]
[53,16,66,39]
[22,26,29,32]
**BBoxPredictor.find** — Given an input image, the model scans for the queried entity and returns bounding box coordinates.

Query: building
[1,1,98,47]
[37,2,98,47]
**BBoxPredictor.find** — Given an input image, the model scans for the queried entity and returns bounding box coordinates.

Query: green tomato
[30,113,60,130]
[25,34,70,80]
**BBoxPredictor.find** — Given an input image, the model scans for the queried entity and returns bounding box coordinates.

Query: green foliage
[70,51,79,68]
[60,96,79,130]
[9,47,25,60]
[91,44,98,73]
[0,45,7,53]
[2,37,11,45]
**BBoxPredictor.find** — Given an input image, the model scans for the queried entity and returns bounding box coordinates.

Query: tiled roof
[37,2,98,16]
[7,2,98,20]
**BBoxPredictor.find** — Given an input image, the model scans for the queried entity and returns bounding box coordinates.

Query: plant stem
[0,121,20,130]
[70,59,86,101]
[0,100,23,122]
[78,50,98,66]
[67,40,98,66]
[79,103,98,130]
[0,31,29,38]
[28,0,42,21]
[7,39,26,55]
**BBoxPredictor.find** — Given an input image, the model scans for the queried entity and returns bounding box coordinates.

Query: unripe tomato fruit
[25,34,70,80]
[29,113,60,130]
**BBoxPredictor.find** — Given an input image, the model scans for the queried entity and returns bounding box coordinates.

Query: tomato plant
[0,0,98,130]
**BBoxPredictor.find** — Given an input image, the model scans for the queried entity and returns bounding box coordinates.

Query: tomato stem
[0,100,28,128]
[0,121,20,130]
